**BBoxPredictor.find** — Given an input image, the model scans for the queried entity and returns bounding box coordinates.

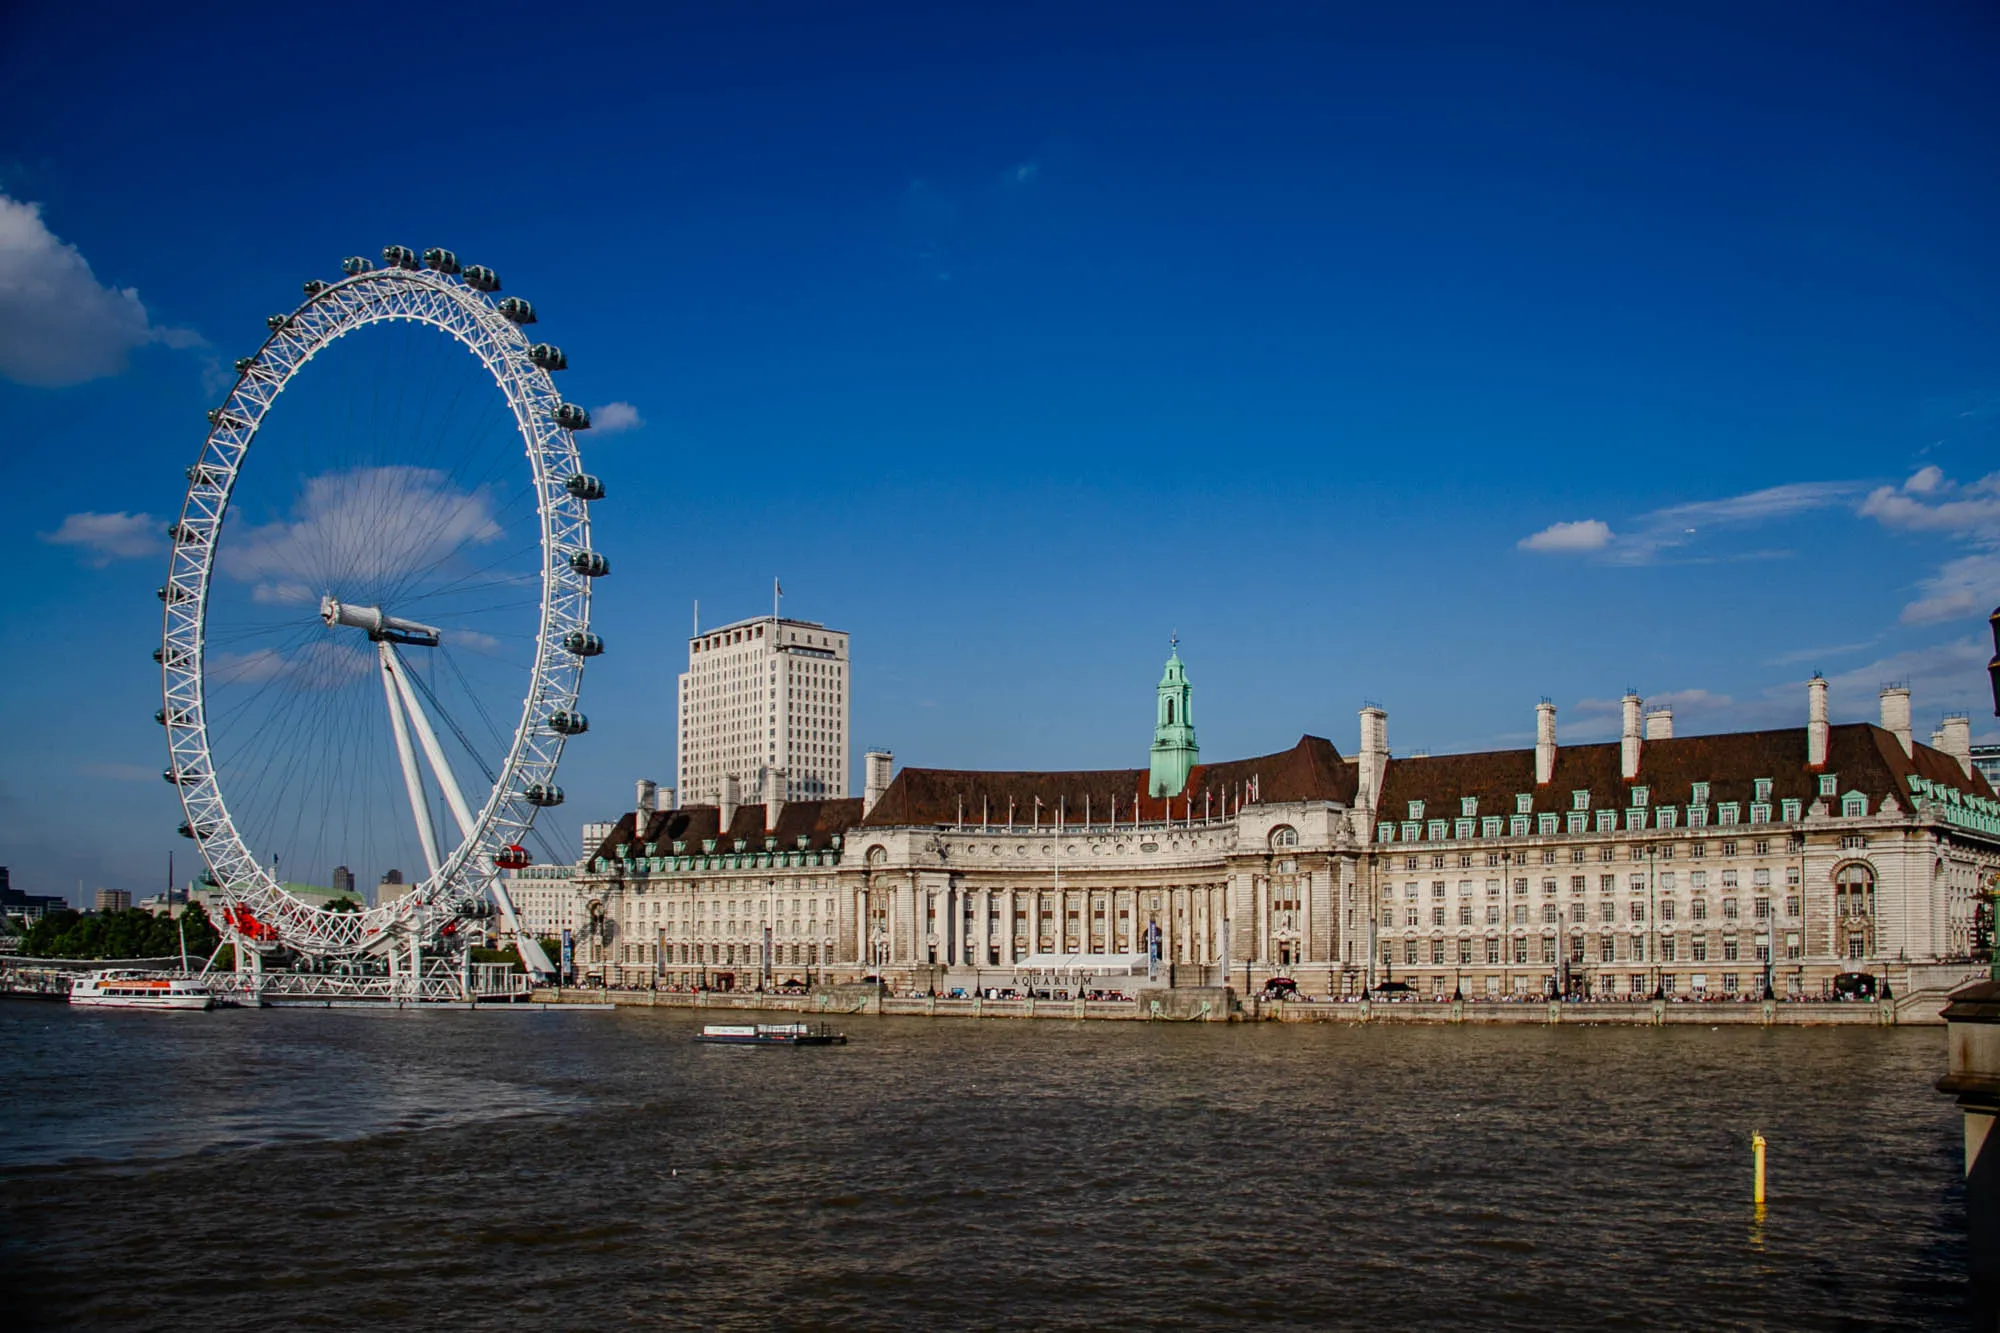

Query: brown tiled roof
[588,797,864,863]
[859,735,1357,828]
[1372,723,1993,823]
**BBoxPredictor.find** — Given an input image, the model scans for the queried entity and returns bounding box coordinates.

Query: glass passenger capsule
[422,247,459,274]
[302,279,327,297]
[569,550,609,577]
[564,473,605,501]
[342,256,374,275]
[266,313,291,330]
[167,522,204,544]
[462,264,500,292]
[552,403,590,430]
[494,844,531,870]
[547,710,589,735]
[528,343,567,371]
[562,631,605,657]
[382,245,419,270]
[497,297,536,324]
[206,407,247,429]
[186,463,225,485]
[524,784,566,807]
[233,356,257,373]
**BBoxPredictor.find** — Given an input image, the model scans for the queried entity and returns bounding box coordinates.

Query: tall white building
[678,614,850,804]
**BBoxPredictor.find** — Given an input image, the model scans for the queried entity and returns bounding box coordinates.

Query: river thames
[0,1003,1974,1329]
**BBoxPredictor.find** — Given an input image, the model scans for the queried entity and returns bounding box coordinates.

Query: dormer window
[1818,774,1837,797]
[1754,778,1773,803]
[1460,796,1478,817]
[1408,800,1426,821]
[1571,790,1590,811]
[1691,782,1710,806]
[1515,793,1533,815]
[1841,792,1868,818]
[1632,787,1650,808]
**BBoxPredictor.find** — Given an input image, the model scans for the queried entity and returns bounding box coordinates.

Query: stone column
[1300,871,1313,964]
[1002,887,1015,963]
[902,876,918,964]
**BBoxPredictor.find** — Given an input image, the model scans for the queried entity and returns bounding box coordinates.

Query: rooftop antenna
[773,576,782,622]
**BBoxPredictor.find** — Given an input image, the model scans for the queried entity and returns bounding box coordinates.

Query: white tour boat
[69,970,214,1011]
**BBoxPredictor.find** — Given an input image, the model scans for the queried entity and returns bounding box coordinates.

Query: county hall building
[567,645,1999,1012]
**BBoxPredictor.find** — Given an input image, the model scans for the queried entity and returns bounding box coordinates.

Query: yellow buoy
[1752,1131,1767,1205]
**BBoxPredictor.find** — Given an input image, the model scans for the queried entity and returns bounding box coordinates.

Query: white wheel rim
[159,263,593,957]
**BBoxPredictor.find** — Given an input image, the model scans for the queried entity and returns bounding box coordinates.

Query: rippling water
[0,1002,1974,1329]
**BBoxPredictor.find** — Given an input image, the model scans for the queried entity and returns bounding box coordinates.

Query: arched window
[1166,699,1175,725]
[1835,862,1874,960]
[1269,825,1299,849]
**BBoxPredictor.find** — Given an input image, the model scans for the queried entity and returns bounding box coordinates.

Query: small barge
[695,1022,847,1046]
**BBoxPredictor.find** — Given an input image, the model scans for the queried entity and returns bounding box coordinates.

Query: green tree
[21,901,221,960]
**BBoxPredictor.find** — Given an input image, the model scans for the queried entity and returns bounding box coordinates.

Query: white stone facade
[576,676,1998,1007]
[677,615,850,806]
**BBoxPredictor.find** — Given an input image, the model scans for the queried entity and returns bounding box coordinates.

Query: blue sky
[3,0,1997,901]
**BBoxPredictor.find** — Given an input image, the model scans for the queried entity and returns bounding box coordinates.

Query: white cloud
[77,762,157,781]
[1859,467,2000,625]
[1519,519,1612,553]
[1858,468,2000,536]
[251,581,316,606]
[1518,482,1859,564]
[208,642,372,690]
[1903,464,1946,495]
[1821,634,1995,720]
[452,629,504,653]
[1762,639,1879,668]
[218,466,502,591]
[40,511,164,566]
[590,401,644,434]
[0,192,201,387]
[1899,552,2000,626]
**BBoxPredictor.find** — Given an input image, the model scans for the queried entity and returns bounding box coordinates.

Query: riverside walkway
[533,985,1924,1026]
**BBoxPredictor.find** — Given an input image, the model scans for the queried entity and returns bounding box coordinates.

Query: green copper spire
[1149,637,1199,798]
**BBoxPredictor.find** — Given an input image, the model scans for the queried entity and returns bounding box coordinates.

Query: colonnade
[856,880,1232,967]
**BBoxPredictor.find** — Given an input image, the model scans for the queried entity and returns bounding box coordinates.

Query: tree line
[16,902,222,960]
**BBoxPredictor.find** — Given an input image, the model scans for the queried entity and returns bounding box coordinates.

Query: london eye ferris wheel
[157,246,607,977]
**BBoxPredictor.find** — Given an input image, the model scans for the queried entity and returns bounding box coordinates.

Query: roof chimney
[1534,700,1557,786]
[864,750,893,817]
[659,785,677,812]
[1643,707,1674,741]
[1807,674,1829,768]
[635,778,657,837]
[1937,714,1972,779]
[1879,686,1912,757]
[765,767,787,833]
[1358,706,1389,814]
[1620,693,1643,781]
[720,773,740,830]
